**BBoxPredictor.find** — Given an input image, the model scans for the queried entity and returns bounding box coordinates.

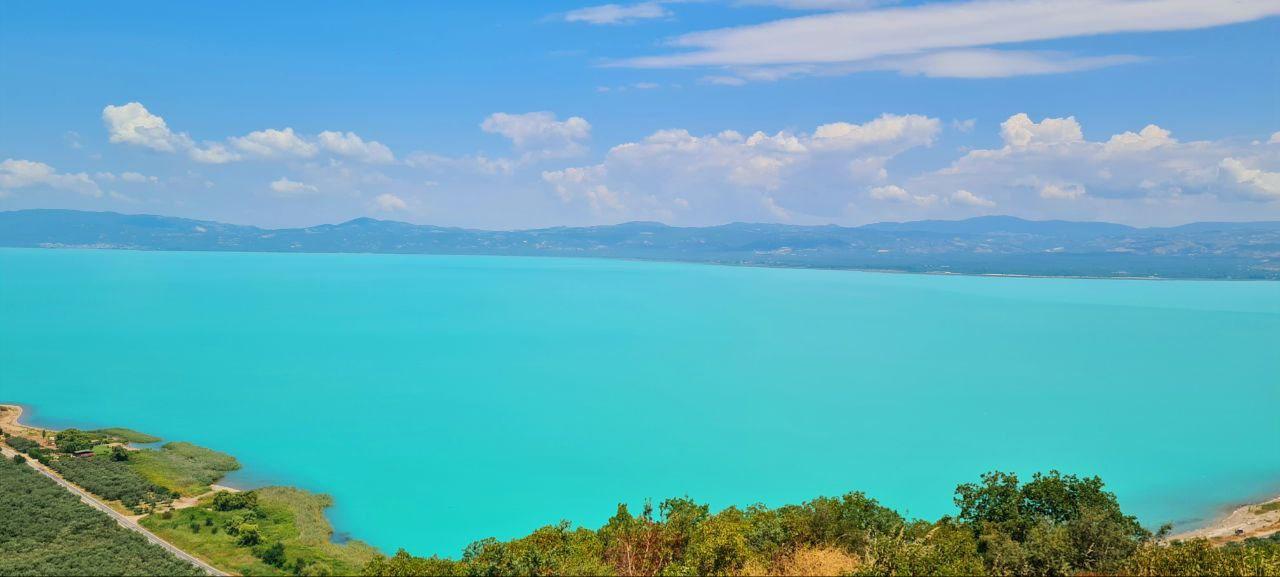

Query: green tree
[257,541,287,568]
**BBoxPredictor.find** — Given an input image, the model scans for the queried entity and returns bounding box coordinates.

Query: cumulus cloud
[102,102,193,152]
[950,189,996,207]
[481,112,592,159]
[897,112,1280,215]
[999,113,1084,148]
[231,127,318,159]
[1219,158,1280,201]
[317,131,395,164]
[269,177,319,195]
[0,158,101,197]
[617,0,1280,81]
[541,113,941,221]
[868,184,937,206]
[564,2,670,25]
[102,102,394,165]
[371,193,409,212]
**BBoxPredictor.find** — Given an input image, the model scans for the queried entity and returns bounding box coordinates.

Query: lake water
[1,248,1278,555]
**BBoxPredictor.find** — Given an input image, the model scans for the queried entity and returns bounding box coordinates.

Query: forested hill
[3,209,1279,279]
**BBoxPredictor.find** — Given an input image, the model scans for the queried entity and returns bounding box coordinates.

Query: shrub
[213,490,258,511]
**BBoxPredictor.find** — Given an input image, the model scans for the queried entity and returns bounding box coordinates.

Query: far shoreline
[4,244,1279,283]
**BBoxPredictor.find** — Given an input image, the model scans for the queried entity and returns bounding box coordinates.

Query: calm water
[1,248,1278,555]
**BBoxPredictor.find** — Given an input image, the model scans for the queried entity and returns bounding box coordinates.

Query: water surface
[1,248,1277,554]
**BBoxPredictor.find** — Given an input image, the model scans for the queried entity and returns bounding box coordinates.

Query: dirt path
[1,404,228,576]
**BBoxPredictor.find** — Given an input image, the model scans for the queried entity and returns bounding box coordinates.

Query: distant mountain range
[2,209,1279,279]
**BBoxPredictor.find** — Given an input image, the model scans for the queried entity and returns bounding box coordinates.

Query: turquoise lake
[1,247,1278,555]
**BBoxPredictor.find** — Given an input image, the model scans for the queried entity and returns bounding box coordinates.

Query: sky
[1,0,1278,229]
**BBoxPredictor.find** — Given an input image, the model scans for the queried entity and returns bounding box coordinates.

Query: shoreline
[1169,495,1280,544]
[5,244,1277,283]
[8,401,1280,553]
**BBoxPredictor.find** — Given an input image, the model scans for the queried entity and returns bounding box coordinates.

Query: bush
[237,524,262,546]
[213,490,258,511]
[256,542,287,568]
[11,454,25,465]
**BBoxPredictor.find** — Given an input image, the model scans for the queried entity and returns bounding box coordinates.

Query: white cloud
[231,127,318,159]
[269,177,319,195]
[868,184,937,206]
[371,193,409,212]
[1039,183,1087,200]
[1103,124,1176,153]
[1000,113,1084,148]
[121,171,156,184]
[103,102,395,165]
[317,131,395,164]
[188,142,242,164]
[952,119,977,133]
[1267,131,1280,145]
[618,0,1280,80]
[950,189,996,207]
[564,2,670,25]
[0,158,101,197]
[1219,158,1280,201]
[899,113,1280,215]
[736,0,887,9]
[812,114,940,150]
[102,102,193,152]
[481,112,592,159]
[872,49,1144,79]
[95,171,158,184]
[542,113,941,222]
[702,75,749,86]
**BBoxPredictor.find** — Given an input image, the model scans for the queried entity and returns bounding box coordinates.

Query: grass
[129,441,240,496]
[141,487,379,576]
[1257,501,1280,514]
[92,427,162,444]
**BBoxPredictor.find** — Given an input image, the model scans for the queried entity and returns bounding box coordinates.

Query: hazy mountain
[3,209,1279,279]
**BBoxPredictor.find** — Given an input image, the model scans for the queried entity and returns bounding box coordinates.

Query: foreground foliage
[141,486,379,576]
[364,471,1280,576]
[0,457,202,576]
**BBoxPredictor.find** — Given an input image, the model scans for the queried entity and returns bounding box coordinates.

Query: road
[2,446,228,576]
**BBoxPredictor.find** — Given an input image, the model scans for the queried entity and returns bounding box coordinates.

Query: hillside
[2,209,1279,279]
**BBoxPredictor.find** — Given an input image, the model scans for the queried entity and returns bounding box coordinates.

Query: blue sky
[2,0,1278,228]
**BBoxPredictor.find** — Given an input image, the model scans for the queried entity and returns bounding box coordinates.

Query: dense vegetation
[49,455,173,511]
[129,441,240,496]
[92,427,162,443]
[17,426,239,512]
[4,434,41,454]
[0,457,203,576]
[141,486,379,576]
[364,471,1280,576]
